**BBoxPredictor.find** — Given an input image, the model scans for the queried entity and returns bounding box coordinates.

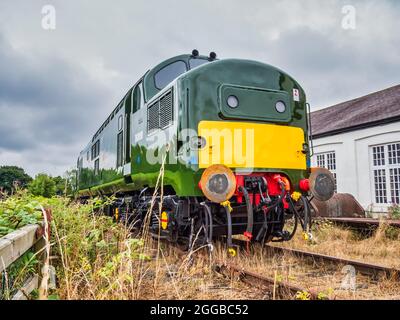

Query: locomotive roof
[80,52,215,153]
[311,84,400,138]
[79,52,304,156]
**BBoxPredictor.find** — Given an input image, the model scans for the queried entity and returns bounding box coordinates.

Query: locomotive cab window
[154,60,187,90]
[132,83,143,113]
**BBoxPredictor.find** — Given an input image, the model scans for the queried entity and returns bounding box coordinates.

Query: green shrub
[388,204,400,219]
[0,166,32,193]
[0,191,43,237]
[28,174,56,198]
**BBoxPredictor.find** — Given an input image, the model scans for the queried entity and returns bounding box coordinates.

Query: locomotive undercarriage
[107,179,312,251]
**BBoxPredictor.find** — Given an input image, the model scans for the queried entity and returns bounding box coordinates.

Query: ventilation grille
[147,101,159,133]
[147,89,173,133]
[160,91,173,129]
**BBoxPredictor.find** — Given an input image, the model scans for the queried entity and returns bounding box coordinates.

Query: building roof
[310,85,400,138]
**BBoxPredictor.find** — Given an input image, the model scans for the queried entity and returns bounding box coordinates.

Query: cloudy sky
[0,0,399,177]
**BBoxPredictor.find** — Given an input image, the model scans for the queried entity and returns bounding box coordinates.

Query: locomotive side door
[129,81,146,175]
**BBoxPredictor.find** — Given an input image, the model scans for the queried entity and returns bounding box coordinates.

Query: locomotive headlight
[199,164,236,203]
[227,95,239,108]
[208,174,229,194]
[275,100,286,113]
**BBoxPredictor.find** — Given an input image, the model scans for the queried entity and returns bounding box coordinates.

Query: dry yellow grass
[53,226,400,300]
[234,244,400,300]
[277,220,400,268]
[47,194,400,301]
[48,169,400,301]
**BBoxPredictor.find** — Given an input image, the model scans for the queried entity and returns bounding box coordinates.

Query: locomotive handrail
[306,102,314,157]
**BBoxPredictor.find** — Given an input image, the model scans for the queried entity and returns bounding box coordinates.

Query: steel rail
[215,263,321,300]
[315,217,400,229]
[231,238,400,279]
[266,245,400,279]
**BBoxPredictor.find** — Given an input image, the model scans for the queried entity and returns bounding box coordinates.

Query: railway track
[231,239,400,280]
[315,217,400,230]
[214,263,321,300]
[265,245,400,279]
[166,241,322,299]
[160,236,400,300]
[211,239,400,300]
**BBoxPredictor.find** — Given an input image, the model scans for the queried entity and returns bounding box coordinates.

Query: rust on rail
[266,245,400,280]
[230,238,400,280]
[215,263,322,300]
[315,217,400,228]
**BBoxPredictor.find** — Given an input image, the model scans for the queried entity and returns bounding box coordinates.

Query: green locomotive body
[77,50,333,248]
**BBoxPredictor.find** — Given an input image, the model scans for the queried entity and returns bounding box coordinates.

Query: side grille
[147,101,159,133]
[159,91,173,129]
[147,89,173,133]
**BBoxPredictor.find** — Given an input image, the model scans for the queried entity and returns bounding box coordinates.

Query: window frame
[154,60,187,90]
[370,142,400,206]
[91,139,100,161]
[116,131,124,168]
[118,115,123,131]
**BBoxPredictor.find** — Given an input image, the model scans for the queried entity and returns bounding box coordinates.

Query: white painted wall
[311,121,400,214]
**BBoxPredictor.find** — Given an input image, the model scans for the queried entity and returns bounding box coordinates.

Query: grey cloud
[0,0,399,176]
[0,30,115,170]
[0,34,111,110]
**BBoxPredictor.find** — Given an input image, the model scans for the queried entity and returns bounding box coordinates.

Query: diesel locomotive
[76,50,335,250]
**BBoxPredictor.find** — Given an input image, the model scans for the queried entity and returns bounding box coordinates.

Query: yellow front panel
[198,121,306,170]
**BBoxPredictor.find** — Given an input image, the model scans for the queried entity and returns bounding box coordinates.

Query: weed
[0,250,39,299]
[388,204,400,219]
[0,191,43,237]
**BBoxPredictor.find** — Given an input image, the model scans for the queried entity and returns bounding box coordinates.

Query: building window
[371,142,400,205]
[373,169,387,204]
[388,143,400,165]
[372,145,385,166]
[390,168,399,204]
[316,154,325,168]
[315,151,337,192]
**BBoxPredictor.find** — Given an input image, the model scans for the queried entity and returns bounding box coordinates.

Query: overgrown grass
[277,220,400,268]
[2,191,400,300]
[0,250,39,299]
[49,196,147,299]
